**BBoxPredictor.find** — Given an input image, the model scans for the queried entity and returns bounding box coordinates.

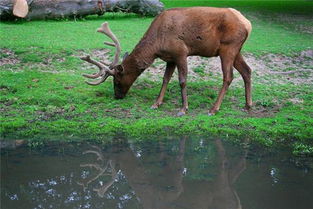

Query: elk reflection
[78,138,247,209]
[77,145,117,197]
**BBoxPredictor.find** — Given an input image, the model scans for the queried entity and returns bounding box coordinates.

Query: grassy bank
[1,1,313,155]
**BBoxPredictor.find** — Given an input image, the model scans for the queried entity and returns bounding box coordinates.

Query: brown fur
[113,7,253,116]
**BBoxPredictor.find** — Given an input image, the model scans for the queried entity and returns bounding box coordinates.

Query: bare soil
[0,48,20,66]
[145,50,313,86]
[248,12,313,35]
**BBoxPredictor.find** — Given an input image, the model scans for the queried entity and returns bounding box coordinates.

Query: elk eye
[116,65,124,73]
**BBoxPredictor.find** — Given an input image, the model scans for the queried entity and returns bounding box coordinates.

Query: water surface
[1,138,313,209]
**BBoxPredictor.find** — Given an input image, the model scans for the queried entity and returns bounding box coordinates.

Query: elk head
[81,22,131,99]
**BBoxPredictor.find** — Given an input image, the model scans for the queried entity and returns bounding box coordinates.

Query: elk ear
[122,52,129,61]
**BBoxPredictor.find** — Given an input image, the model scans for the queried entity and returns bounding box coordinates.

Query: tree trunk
[0,0,164,20]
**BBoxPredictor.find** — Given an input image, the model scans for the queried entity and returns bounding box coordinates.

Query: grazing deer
[81,7,252,116]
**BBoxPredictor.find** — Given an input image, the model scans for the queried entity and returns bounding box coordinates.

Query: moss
[293,142,313,156]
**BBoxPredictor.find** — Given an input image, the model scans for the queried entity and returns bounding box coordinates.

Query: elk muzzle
[113,85,128,99]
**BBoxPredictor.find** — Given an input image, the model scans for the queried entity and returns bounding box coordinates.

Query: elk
[81,7,253,116]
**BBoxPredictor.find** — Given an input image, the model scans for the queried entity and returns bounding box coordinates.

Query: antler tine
[97,22,121,67]
[83,73,102,79]
[94,172,117,197]
[81,55,106,69]
[85,74,110,86]
[81,55,115,85]
[81,55,105,79]
[93,160,117,197]
[80,163,103,171]
[83,148,105,161]
[103,41,115,47]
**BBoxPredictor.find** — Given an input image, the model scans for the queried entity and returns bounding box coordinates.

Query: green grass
[1,2,312,55]
[1,0,313,155]
[163,0,313,14]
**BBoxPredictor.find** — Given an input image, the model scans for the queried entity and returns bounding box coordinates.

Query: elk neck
[121,34,158,78]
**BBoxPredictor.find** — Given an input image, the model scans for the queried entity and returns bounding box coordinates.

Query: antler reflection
[77,145,117,197]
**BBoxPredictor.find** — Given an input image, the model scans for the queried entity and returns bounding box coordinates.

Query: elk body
[81,7,253,116]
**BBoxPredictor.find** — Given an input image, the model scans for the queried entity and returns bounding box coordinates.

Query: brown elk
[81,7,252,116]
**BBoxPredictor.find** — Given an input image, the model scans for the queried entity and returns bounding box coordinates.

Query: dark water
[1,138,313,209]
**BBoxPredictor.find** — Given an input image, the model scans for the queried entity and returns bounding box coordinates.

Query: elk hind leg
[177,58,188,117]
[209,53,235,115]
[234,53,252,110]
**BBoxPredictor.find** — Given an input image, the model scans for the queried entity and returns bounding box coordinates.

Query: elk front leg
[177,58,188,116]
[151,62,176,109]
[209,54,234,115]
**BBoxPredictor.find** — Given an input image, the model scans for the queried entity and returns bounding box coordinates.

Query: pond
[1,138,313,209]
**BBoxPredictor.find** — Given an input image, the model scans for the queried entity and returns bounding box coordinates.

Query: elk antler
[93,160,118,198]
[97,22,121,68]
[77,146,118,196]
[81,22,121,85]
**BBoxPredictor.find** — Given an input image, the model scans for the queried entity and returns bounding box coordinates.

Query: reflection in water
[76,138,245,209]
[1,138,313,209]
[77,146,118,198]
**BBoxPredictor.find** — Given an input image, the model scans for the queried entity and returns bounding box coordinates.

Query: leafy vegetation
[0,0,312,155]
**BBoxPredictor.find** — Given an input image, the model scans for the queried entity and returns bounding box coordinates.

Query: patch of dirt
[25,54,67,73]
[144,50,313,86]
[272,14,313,34]
[42,57,65,65]
[288,98,304,105]
[33,105,76,121]
[246,12,313,35]
[0,48,20,66]
[247,105,281,118]
[0,48,69,73]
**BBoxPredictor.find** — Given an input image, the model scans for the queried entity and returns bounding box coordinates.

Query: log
[0,0,164,20]
[13,0,28,17]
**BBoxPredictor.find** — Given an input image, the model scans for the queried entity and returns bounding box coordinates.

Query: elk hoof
[150,105,158,109]
[208,109,217,116]
[244,104,252,111]
[150,103,161,109]
[177,111,186,117]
